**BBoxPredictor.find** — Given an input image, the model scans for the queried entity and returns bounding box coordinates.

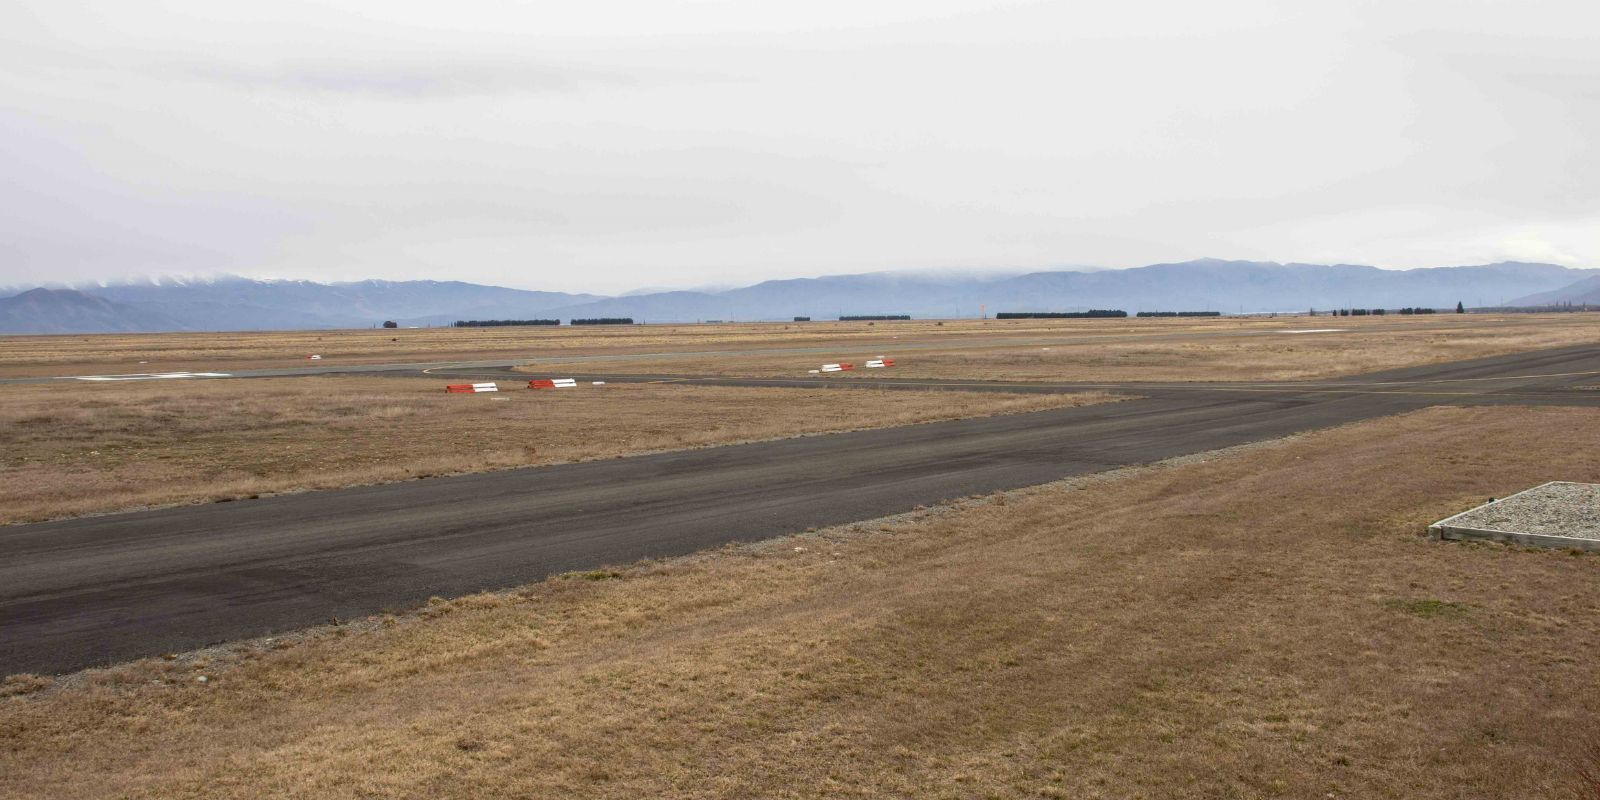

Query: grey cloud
[1,1,1597,293]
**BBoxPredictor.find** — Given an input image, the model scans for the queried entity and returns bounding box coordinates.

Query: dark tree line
[996,310,1127,319]
[453,319,559,327]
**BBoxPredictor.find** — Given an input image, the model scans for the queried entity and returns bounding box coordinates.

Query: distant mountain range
[2,260,1596,334]
[0,277,600,334]
[0,288,185,334]
[541,260,1596,322]
[1507,274,1600,306]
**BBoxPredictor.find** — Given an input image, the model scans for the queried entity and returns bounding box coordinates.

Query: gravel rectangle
[1431,482,1600,550]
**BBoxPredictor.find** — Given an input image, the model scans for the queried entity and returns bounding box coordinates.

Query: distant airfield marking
[64,372,233,382]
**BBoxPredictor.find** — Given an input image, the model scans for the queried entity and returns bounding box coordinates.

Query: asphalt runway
[3,345,1598,675]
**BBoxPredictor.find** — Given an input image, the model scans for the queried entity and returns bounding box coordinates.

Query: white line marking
[68,372,233,381]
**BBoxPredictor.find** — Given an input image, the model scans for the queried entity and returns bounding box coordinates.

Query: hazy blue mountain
[540,290,726,322]
[1508,274,1600,306]
[0,288,187,334]
[4,260,1594,333]
[80,276,601,330]
[544,259,1595,321]
[546,271,1021,321]
[969,260,1585,314]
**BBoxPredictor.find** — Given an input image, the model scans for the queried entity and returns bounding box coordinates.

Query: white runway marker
[68,372,233,381]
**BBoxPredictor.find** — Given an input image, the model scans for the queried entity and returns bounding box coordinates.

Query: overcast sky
[2,1,1596,293]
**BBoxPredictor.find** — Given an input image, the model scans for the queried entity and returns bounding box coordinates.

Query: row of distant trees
[997,310,1128,319]
[451,319,558,327]
[1311,303,1464,316]
[387,302,1480,329]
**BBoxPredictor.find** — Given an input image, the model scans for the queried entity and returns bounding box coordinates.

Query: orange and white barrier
[307,354,322,360]
[865,358,895,368]
[446,382,498,393]
[528,378,577,389]
[820,363,854,372]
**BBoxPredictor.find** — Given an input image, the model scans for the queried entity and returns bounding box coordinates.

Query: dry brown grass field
[521,314,1600,382]
[2,404,1597,798]
[2,314,1595,382]
[0,317,1211,376]
[0,377,1113,524]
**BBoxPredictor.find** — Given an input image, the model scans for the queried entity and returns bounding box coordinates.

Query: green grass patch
[568,570,623,581]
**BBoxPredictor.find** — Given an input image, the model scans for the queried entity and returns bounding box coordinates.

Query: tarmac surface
[3,344,1599,675]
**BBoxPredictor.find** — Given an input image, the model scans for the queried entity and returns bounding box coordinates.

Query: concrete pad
[1430,481,1600,551]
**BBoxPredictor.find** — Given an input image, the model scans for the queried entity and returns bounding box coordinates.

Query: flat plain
[11,313,1594,525]
[4,314,1600,799]
[0,378,1112,524]
[512,314,1600,382]
[4,405,1599,798]
[4,313,1598,381]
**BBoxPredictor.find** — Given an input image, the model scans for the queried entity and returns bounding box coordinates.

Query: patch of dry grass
[3,405,1599,798]
[522,315,1600,382]
[0,377,1113,524]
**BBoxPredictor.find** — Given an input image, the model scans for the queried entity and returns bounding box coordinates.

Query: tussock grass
[0,378,1113,524]
[3,405,1599,798]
